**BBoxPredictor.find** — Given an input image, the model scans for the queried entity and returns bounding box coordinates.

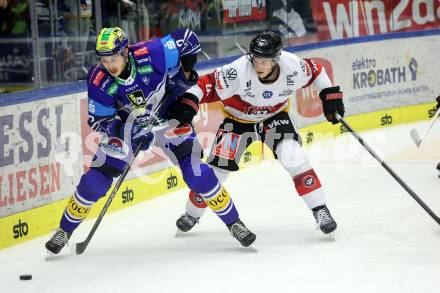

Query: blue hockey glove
[128,123,154,151]
[166,68,199,99]
[108,119,153,151]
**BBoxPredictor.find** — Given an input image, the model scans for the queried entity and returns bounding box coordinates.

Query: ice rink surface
[1,120,439,293]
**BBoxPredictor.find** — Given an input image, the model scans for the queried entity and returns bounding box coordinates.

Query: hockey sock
[200,184,238,226]
[185,190,208,218]
[60,168,112,233]
[293,169,326,209]
[178,155,239,225]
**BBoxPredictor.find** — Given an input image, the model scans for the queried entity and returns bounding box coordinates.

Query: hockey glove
[319,86,345,124]
[108,119,153,151]
[181,54,197,72]
[128,123,154,151]
[436,96,440,110]
[166,68,199,99]
[167,92,200,124]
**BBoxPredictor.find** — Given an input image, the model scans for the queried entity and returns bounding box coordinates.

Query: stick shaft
[336,114,440,225]
[419,107,440,141]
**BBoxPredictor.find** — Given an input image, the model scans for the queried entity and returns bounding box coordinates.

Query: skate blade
[246,245,258,253]
[45,250,56,261]
[326,231,336,241]
[175,229,185,237]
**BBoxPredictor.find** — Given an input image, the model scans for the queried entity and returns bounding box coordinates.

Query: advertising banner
[223,0,267,23]
[311,0,440,41]
[0,95,83,217]
[290,34,440,127]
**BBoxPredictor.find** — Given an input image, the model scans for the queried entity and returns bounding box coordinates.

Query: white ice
[1,120,439,293]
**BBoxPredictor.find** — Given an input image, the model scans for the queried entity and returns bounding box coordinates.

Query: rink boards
[0,30,439,249]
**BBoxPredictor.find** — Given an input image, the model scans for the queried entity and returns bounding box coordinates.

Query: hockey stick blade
[336,113,440,226]
[75,241,88,255]
[74,142,144,255]
[410,106,440,147]
[410,128,421,147]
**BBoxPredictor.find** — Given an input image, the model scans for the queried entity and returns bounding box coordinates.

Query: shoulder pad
[129,39,166,73]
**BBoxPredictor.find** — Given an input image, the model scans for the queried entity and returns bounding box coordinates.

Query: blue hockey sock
[178,155,239,225]
[60,168,113,233]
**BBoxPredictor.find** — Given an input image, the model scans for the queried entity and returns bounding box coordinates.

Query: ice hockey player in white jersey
[175,31,345,238]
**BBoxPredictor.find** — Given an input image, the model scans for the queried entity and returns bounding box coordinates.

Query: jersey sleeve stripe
[160,35,179,70]
[302,58,323,88]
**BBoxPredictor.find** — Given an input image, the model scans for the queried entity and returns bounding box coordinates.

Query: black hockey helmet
[249,31,283,59]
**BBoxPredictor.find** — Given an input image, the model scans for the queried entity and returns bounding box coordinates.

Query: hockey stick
[336,113,440,225]
[75,99,169,255]
[410,107,440,147]
[75,142,143,255]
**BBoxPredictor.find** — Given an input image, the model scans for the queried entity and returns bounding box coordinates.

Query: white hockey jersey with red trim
[189,51,333,122]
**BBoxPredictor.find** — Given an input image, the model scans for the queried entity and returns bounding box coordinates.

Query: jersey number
[127,90,147,108]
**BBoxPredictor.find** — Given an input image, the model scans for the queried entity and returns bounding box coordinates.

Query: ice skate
[176,212,200,235]
[227,219,256,248]
[45,228,72,255]
[312,205,337,238]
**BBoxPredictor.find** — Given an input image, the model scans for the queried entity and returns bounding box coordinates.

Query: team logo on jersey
[286,74,295,85]
[127,90,147,108]
[262,90,273,99]
[226,68,237,80]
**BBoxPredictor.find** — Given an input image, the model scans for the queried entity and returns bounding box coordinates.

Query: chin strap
[262,65,276,80]
[260,63,279,82]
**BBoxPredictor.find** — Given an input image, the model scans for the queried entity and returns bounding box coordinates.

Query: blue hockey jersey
[87,30,200,135]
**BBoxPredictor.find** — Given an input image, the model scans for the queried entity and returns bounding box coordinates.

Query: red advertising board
[311,0,440,41]
[223,0,267,23]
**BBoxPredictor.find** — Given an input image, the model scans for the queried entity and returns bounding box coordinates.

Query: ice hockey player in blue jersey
[436,96,440,177]
[45,27,256,254]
